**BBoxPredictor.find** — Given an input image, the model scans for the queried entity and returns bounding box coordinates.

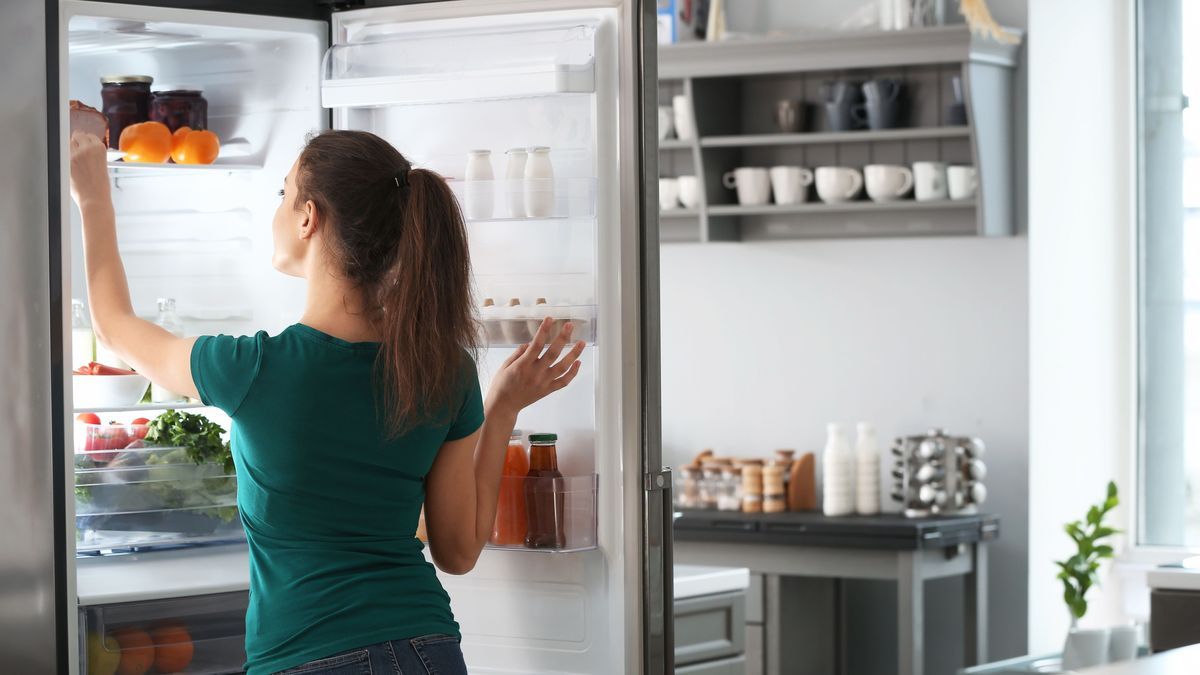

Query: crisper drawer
[80,592,248,675]
[75,442,242,554]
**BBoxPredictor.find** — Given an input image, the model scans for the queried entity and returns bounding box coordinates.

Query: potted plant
[1057,481,1119,669]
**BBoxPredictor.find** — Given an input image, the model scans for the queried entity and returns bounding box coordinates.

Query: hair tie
[394,168,411,190]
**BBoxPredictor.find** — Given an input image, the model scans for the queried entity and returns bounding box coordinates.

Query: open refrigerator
[0,0,669,673]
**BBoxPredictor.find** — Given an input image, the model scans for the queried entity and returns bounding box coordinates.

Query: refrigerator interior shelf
[107,160,262,177]
[479,305,597,347]
[74,401,210,414]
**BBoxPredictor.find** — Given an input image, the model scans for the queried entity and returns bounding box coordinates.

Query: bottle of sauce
[70,299,95,370]
[150,298,186,403]
[491,430,529,546]
[524,433,566,548]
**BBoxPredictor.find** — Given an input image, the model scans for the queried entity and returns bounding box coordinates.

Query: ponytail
[293,130,477,436]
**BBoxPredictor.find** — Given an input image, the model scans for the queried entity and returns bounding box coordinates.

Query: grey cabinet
[676,590,746,670]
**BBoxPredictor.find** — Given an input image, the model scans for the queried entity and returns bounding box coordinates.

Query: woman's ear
[298,199,319,241]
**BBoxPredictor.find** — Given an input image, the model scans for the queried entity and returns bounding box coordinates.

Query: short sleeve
[190,333,265,416]
[446,368,484,441]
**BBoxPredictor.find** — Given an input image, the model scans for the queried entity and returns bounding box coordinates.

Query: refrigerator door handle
[644,468,674,675]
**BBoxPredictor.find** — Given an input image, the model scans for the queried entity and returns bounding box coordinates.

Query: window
[1138,0,1200,547]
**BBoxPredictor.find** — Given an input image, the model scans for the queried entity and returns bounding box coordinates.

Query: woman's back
[193,325,482,673]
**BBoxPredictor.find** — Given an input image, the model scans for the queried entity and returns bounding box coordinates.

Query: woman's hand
[69,131,111,208]
[485,317,585,418]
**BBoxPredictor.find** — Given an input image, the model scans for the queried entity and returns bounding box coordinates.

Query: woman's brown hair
[293,130,477,435]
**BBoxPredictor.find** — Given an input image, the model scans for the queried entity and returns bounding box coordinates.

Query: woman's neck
[299,265,382,343]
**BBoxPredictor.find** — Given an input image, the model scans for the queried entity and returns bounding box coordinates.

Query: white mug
[815,167,864,204]
[722,167,770,206]
[658,105,675,141]
[947,165,978,200]
[864,164,914,202]
[673,95,696,141]
[768,166,814,205]
[913,161,949,201]
[678,175,701,209]
[659,178,681,211]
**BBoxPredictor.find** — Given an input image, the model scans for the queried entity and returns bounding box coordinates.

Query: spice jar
[100,75,153,149]
[700,462,723,510]
[763,464,787,513]
[150,86,208,133]
[718,466,743,511]
[741,464,763,513]
[676,465,701,509]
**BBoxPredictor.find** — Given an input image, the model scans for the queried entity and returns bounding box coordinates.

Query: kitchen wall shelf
[655,25,1022,242]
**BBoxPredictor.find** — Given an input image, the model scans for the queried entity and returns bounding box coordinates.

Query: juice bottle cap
[529,433,557,443]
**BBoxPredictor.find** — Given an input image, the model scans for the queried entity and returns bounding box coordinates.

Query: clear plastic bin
[479,304,596,347]
[75,444,241,554]
[79,592,248,675]
[486,474,598,553]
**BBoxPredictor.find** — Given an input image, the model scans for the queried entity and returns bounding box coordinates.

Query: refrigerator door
[327,2,664,673]
[1,2,71,671]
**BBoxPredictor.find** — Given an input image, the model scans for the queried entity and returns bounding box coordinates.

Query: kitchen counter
[675,564,750,599]
[1078,643,1200,673]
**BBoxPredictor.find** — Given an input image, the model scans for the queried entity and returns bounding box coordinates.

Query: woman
[69,129,584,675]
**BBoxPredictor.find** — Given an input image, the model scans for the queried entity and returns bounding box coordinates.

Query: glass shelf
[74,401,209,414]
[107,160,261,177]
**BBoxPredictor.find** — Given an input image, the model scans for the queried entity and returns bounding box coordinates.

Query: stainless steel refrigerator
[0,1,669,672]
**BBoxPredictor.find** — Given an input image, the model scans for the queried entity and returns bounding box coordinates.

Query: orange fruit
[117,121,171,163]
[150,622,194,673]
[170,129,220,165]
[111,627,155,675]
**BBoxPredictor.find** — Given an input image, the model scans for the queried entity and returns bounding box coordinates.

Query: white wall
[1026,0,1135,652]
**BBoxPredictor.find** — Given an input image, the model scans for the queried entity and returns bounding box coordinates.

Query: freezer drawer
[80,591,248,675]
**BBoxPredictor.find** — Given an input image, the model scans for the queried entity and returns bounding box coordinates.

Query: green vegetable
[144,409,234,474]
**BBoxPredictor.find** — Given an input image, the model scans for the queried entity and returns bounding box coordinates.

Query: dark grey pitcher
[858,78,904,130]
[821,80,864,132]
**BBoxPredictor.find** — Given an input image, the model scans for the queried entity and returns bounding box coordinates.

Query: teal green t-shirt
[190,324,483,675]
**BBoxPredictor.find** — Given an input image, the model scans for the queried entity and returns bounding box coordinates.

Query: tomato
[77,413,101,425]
[131,417,150,425]
[102,423,130,451]
[130,418,150,440]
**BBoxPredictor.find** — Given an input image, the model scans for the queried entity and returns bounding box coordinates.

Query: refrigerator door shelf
[322,65,594,108]
[79,591,248,675]
[485,473,598,553]
[480,304,597,347]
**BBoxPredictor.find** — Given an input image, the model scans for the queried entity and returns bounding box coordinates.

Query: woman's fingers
[520,317,553,362]
[550,361,582,391]
[537,321,574,364]
[502,343,528,367]
[548,340,585,378]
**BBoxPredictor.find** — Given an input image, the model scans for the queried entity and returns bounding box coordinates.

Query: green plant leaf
[1107,481,1118,499]
[1095,545,1114,557]
[1093,526,1118,539]
[1087,506,1101,525]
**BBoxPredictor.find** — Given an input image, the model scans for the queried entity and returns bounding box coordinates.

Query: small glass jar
[699,465,723,510]
[150,86,208,133]
[718,466,743,511]
[100,75,153,149]
[676,466,701,509]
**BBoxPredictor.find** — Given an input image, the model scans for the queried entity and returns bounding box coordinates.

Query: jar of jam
[149,86,207,133]
[100,75,153,149]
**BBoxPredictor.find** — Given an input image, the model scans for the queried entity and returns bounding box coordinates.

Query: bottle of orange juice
[491,430,529,546]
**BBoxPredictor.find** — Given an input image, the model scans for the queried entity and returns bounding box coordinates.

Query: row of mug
[722,162,978,206]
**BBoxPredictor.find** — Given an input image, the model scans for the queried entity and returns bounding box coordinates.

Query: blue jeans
[275,635,468,675]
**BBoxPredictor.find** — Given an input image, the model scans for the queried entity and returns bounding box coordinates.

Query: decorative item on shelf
[775,99,805,133]
[672,94,696,141]
[910,0,947,27]
[1058,481,1122,670]
[717,465,742,511]
[855,422,881,515]
[860,78,904,130]
[947,75,968,125]
[768,166,814,205]
[656,0,678,45]
[676,464,702,509]
[787,452,818,511]
[762,464,786,513]
[889,428,987,517]
[815,166,864,204]
[864,164,915,203]
[678,175,701,209]
[913,161,949,201]
[741,464,764,513]
[959,0,1020,44]
[723,167,771,206]
[704,0,726,42]
[948,165,978,200]
[820,80,864,132]
[699,460,723,510]
[822,423,856,516]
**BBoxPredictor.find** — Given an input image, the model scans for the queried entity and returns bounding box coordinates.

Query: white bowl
[73,374,150,408]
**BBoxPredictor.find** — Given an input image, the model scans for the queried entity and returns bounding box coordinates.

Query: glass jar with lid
[675,465,702,509]
[100,75,153,149]
[150,86,208,133]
